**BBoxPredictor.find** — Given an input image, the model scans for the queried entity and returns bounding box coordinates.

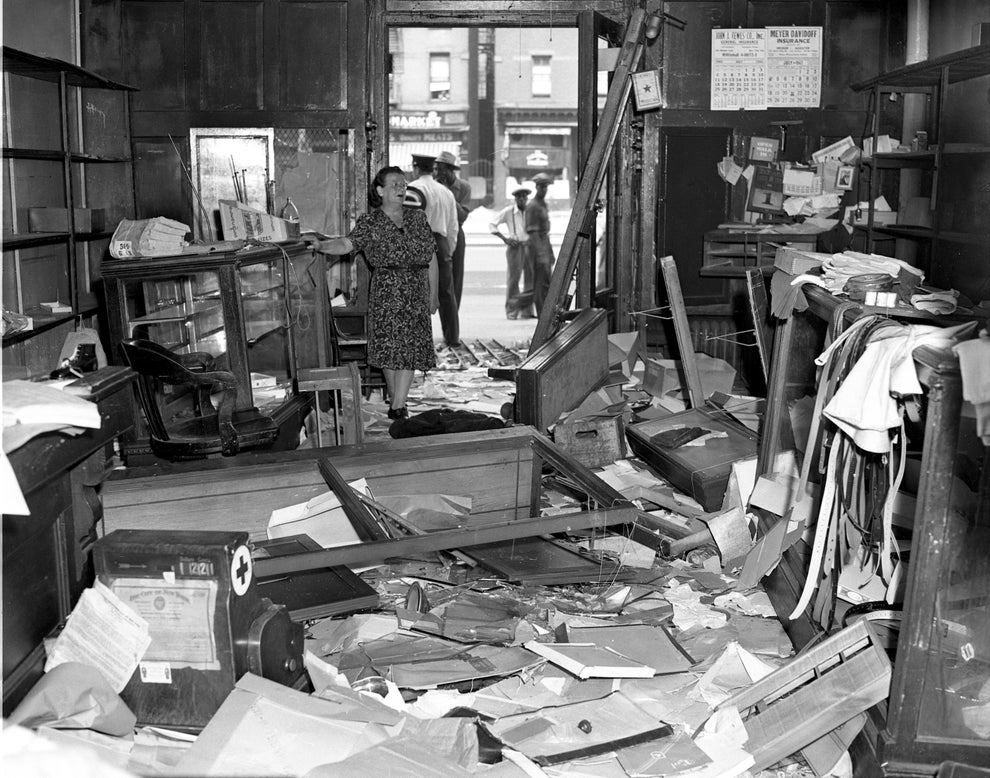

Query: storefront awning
[388,141,461,171]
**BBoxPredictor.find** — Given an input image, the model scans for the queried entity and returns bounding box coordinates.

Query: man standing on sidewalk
[435,151,472,310]
[525,172,556,317]
[489,187,531,319]
[412,153,460,348]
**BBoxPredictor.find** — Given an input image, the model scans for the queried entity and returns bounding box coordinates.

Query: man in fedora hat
[525,172,556,316]
[489,186,532,318]
[435,150,473,313]
[412,153,460,347]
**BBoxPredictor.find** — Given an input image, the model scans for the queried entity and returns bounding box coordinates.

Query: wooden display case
[757,285,988,774]
[101,243,329,460]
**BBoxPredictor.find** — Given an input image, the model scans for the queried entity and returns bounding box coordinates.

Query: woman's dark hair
[368,165,406,208]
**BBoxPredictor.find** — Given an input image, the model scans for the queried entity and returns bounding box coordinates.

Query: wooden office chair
[328,306,387,400]
[119,338,279,460]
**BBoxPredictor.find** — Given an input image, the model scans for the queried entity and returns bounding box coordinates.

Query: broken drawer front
[625,408,757,512]
[515,308,610,433]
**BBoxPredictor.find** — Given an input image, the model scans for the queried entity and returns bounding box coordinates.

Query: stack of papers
[3,379,102,451]
[110,217,190,258]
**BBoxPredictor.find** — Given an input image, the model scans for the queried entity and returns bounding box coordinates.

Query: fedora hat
[512,187,531,197]
[436,150,460,169]
[532,172,554,184]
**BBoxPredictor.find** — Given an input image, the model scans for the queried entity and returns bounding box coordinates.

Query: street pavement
[440,206,568,345]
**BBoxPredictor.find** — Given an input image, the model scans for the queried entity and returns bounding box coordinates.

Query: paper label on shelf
[139,661,174,684]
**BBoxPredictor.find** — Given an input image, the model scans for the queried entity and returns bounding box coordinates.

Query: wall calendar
[711,27,822,111]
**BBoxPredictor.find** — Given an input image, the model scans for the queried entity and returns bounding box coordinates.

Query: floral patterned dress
[349,207,437,371]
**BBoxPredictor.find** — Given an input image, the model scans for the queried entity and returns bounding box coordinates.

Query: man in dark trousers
[435,151,472,310]
[524,172,556,317]
[412,153,460,348]
[488,186,531,318]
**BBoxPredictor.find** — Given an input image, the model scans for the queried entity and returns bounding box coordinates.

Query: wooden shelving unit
[851,44,990,265]
[1,46,136,370]
[701,228,819,278]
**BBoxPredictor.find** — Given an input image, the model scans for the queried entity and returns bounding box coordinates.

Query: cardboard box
[218,200,301,243]
[554,414,627,469]
[642,353,736,401]
[28,207,106,233]
[852,209,898,227]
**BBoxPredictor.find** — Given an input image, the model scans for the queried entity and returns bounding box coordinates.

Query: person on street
[435,150,472,310]
[489,187,532,319]
[524,172,556,317]
[412,154,460,348]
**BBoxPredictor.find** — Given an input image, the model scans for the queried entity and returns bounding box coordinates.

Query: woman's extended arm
[428,252,439,314]
[311,236,354,255]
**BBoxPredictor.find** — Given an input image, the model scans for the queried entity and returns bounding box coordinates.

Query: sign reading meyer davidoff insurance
[711,26,822,111]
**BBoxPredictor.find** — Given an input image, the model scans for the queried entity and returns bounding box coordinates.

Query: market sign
[390,111,442,130]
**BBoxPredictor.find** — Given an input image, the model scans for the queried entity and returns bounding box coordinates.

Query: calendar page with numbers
[711,27,822,111]
[766,27,822,108]
[711,28,767,111]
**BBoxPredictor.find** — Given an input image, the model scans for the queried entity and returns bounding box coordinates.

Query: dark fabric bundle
[389,407,506,439]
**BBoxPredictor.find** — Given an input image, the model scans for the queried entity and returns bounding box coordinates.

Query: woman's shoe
[387,406,408,420]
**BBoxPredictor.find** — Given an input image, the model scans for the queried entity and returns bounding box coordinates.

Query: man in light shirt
[412,154,460,347]
[489,187,532,319]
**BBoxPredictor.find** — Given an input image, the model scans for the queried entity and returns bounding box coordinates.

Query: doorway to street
[387,26,580,344]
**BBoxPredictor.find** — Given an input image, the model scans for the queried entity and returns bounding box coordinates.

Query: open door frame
[366,0,640,322]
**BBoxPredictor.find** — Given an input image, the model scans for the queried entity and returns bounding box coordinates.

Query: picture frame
[189,127,275,240]
[836,165,855,191]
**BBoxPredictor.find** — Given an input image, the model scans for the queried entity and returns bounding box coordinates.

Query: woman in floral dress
[312,166,438,419]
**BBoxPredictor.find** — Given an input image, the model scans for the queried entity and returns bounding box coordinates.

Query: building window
[430,53,450,101]
[532,55,551,97]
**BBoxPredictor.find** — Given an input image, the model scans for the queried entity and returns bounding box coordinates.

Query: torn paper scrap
[44,581,151,693]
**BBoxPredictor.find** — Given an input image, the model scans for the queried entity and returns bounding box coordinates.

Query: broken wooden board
[745,268,773,384]
[659,256,705,408]
[515,308,610,433]
[253,506,638,576]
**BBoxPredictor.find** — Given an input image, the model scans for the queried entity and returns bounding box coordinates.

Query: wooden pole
[529,9,649,353]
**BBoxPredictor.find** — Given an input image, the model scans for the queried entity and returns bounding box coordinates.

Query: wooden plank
[659,256,704,407]
[383,1,629,26]
[531,434,696,541]
[529,9,648,352]
[745,268,773,383]
[316,458,392,541]
[253,506,638,576]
